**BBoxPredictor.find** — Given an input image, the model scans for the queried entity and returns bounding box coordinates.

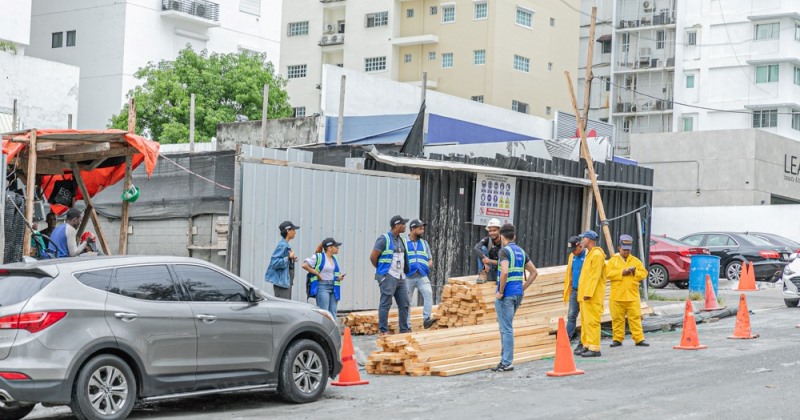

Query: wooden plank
[22,130,37,257]
[118,148,133,255]
[35,133,127,142]
[71,163,111,255]
[39,142,111,157]
[61,146,130,163]
[34,142,57,152]
[17,158,68,175]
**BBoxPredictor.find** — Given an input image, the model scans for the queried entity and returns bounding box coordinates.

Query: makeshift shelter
[2,129,160,257]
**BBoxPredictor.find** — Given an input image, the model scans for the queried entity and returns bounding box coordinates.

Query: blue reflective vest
[308,253,341,301]
[497,243,526,297]
[404,237,430,277]
[376,232,397,275]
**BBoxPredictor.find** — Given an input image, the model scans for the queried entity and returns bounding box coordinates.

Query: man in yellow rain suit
[576,230,606,357]
[606,234,650,347]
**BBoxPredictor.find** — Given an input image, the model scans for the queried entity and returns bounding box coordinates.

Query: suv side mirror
[247,287,259,303]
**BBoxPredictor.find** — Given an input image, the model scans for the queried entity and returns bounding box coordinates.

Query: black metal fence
[366,153,653,302]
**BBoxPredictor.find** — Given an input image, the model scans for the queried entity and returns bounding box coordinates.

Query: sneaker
[635,340,650,347]
[610,340,622,347]
[573,344,586,355]
[423,317,436,329]
[491,363,514,372]
[581,350,602,358]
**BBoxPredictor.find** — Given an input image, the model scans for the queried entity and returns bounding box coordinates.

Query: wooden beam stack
[344,306,438,335]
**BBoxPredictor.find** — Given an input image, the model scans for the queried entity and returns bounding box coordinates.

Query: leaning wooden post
[22,129,37,257]
[71,163,110,255]
[118,99,135,255]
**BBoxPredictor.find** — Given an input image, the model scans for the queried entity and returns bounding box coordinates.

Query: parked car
[747,232,800,262]
[679,232,787,282]
[781,255,800,307]
[648,235,710,289]
[0,256,342,420]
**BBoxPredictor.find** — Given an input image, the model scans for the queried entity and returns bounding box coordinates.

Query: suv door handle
[114,312,138,321]
[196,314,217,323]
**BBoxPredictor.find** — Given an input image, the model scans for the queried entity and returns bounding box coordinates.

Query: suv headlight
[785,266,796,276]
[313,308,335,322]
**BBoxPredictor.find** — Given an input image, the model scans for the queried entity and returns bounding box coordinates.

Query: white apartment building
[577,0,615,124]
[280,0,580,120]
[26,0,282,130]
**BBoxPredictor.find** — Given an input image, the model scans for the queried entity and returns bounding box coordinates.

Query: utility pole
[261,84,269,147]
[189,93,196,152]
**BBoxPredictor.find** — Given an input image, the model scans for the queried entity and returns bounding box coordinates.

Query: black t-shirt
[482,236,502,261]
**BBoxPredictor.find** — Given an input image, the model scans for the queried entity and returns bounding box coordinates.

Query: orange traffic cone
[673,299,707,350]
[546,317,585,377]
[700,275,724,311]
[728,294,759,339]
[734,262,757,291]
[331,327,369,386]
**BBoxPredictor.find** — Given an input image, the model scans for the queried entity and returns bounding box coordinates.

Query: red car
[648,235,710,289]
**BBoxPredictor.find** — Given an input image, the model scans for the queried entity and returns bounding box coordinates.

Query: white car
[782,254,800,307]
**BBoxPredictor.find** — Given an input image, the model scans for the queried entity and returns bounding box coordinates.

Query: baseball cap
[619,234,633,250]
[390,215,409,227]
[322,237,342,248]
[485,218,502,230]
[499,223,516,235]
[66,208,82,220]
[409,219,426,229]
[567,235,581,249]
[580,230,599,241]
[279,221,300,233]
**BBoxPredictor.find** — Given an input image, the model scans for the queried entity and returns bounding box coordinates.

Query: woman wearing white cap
[303,238,346,320]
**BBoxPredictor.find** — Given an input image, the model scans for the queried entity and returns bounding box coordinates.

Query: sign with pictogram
[473,173,516,226]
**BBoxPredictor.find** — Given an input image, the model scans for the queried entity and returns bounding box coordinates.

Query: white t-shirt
[304,254,336,281]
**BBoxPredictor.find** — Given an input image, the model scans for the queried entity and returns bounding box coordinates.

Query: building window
[288,21,309,36]
[793,112,800,131]
[550,17,555,27]
[474,2,487,20]
[404,53,412,63]
[513,54,530,72]
[442,52,453,68]
[795,66,800,85]
[287,64,307,79]
[365,56,387,72]
[686,74,695,88]
[471,95,484,103]
[442,5,455,23]
[66,30,76,47]
[293,107,306,118]
[430,6,438,15]
[656,30,666,49]
[546,106,552,115]
[687,31,697,46]
[516,8,533,28]
[796,25,800,41]
[474,49,485,65]
[512,100,529,114]
[366,11,389,28]
[429,51,436,61]
[547,62,553,71]
[621,33,630,53]
[605,79,611,91]
[683,117,693,132]
[755,22,779,40]
[622,119,631,133]
[752,109,778,128]
[51,32,63,48]
[407,9,414,18]
[600,40,611,54]
[755,64,779,83]
[240,0,260,16]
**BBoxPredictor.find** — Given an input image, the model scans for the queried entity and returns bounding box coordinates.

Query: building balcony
[390,34,439,47]
[320,0,346,7]
[616,57,674,73]
[319,33,345,48]
[612,100,673,116]
[616,9,676,30]
[161,0,220,27]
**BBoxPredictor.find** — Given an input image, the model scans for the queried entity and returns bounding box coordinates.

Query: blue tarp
[324,115,416,145]
[426,114,541,144]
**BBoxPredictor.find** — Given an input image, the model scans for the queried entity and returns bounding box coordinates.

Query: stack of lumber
[365,317,556,377]
[344,306,438,335]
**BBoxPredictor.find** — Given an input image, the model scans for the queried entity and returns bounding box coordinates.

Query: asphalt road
[28,282,799,420]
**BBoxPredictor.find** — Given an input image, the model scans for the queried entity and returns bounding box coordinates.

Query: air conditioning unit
[326,24,334,33]
[640,47,651,56]
[656,59,664,68]
[642,1,654,12]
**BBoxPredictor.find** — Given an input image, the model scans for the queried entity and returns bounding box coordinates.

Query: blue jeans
[495,294,523,366]
[315,281,337,322]
[377,274,410,333]
[476,246,498,282]
[406,275,433,329]
[566,288,580,340]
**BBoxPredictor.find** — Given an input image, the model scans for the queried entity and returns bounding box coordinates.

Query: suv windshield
[0,274,54,306]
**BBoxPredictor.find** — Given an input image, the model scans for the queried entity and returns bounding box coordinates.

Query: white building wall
[0,0,32,52]
[578,0,615,123]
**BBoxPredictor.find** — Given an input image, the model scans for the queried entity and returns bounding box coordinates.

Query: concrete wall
[630,128,800,207]
[216,116,320,150]
[0,51,80,129]
[652,205,800,243]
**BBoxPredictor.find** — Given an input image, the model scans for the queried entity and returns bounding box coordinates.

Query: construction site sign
[473,173,516,226]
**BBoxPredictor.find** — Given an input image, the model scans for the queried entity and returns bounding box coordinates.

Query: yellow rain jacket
[606,253,648,301]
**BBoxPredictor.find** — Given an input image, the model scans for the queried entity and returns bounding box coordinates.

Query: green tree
[109,48,292,143]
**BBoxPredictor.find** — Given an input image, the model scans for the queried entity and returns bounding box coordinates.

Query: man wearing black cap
[265,221,299,299]
[562,235,586,349]
[47,208,92,258]
[404,219,435,330]
[370,215,411,335]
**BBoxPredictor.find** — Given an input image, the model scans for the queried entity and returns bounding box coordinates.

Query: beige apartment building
[280,0,580,119]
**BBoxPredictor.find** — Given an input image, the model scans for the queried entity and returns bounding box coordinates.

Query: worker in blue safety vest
[404,219,436,330]
[370,215,411,336]
[302,237,345,322]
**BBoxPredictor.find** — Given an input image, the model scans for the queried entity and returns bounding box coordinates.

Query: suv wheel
[70,354,137,420]
[277,339,329,404]
[0,403,35,420]
[726,261,743,282]
[785,299,799,308]
[647,265,669,289]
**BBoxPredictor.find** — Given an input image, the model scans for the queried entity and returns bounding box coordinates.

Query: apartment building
[577,0,614,124]
[26,0,281,130]
[280,0,580,120]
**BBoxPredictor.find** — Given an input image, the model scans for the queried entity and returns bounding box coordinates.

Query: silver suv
[0,256,342,420]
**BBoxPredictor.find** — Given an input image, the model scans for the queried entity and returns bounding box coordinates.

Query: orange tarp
[2,129,160,215]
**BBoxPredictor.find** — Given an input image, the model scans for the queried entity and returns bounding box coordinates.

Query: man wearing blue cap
[606,234,649,347]
[562,235,586,352]
[576,230,606,357]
